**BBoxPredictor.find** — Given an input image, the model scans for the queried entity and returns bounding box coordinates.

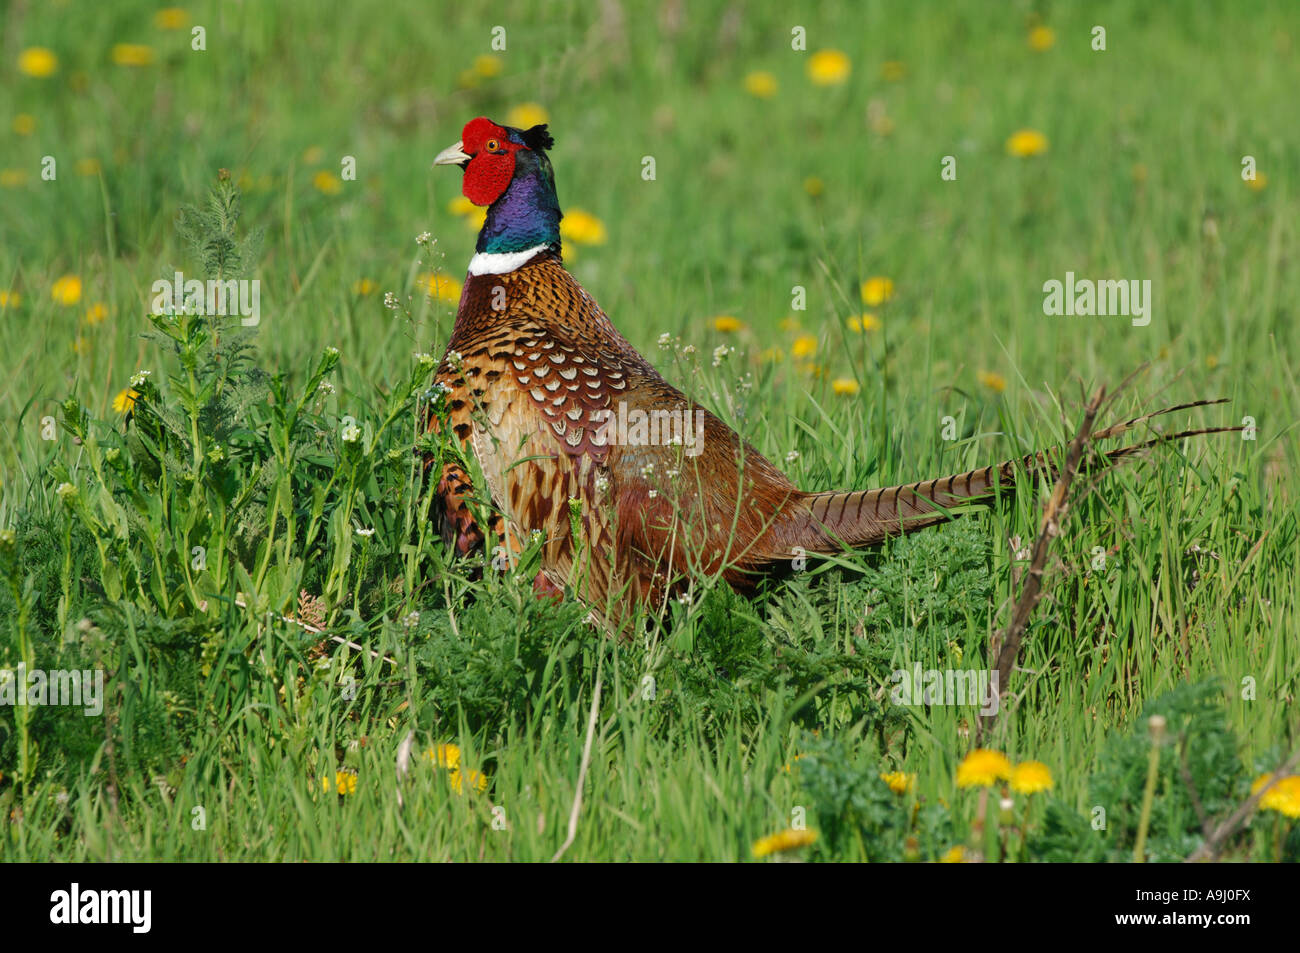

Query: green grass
[1,0,1297,862]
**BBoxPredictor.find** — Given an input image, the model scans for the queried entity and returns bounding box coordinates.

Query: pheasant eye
[485,138,500,152]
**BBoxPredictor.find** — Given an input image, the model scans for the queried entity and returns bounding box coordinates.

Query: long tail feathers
[790,400,1241,553]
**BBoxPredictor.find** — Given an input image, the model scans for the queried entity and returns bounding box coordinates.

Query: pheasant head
[434,116,561,259]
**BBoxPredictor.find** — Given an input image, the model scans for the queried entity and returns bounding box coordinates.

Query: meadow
[0,0,1297,862]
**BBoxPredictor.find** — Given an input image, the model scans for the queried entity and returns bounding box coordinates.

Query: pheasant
[428,116,1232,630]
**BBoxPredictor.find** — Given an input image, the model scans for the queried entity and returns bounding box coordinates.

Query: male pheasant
[428,117,1230,630]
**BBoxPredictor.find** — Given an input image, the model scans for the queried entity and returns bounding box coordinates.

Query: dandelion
[72,335,90,356]
[426,744,461,769]
[450,769,488,794]
[352,278,376,296]
[0,169,28,188]
[1251,774,1300,818]
[744,70,778,98]
[18,48,58,78]
[956,748,1012,788]
[779,316,801,332]
[75,158,102,177]
[807,49,851,86]
[506,102,549,128]
[760,346,784,363]
[712,315,744,333]
[791,335,817,359]
[51,275,82,306]
[111,44,157,67]
[846,313,881,333]
[84,302,108,325]
[1245,172,1268,192]
[112,389,139,414]
[880,771,916,795]
[939,845,967,863]
[321,770,357,796]
[154,8,189,29]
[978,370,1007,393]
[860,277,895,306]
[0,291,22,309]
[561,209,608,245]
[312,170,342,195]
[422,273,462,303]
[802,176,824,197]
[752,828,817,858]
[1010,761,1054,794]
[881,60,906,82]
[473,54,503,78]
[12,114,35,136]
[831,377,859,396]
[1028,26,1056,51]
[1006,129,1049,157]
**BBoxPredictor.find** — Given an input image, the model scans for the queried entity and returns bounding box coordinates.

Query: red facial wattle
[460,118,522,207]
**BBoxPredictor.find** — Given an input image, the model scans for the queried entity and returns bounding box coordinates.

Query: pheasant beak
[433,140,472,169]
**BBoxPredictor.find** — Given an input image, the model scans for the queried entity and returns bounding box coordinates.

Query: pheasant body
[428,116,1235,629]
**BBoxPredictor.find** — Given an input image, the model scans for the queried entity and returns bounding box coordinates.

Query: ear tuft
[521,124,554,151]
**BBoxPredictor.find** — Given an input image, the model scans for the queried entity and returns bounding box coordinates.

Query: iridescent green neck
[477,149,562,255]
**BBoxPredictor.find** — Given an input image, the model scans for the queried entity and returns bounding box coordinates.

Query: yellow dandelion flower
[1028,26,1056,51]
[798,362,825,378]
[1252,774,1300,818]
[802,176,824,197]
[352,278,376,297]
[978,370,1006,393]
[807,49,851,86]
[422,273,463,303]
[321,770,357,795]
[474,54,503,78]
[18,48,58,78]
[713,315,744,333]
[506,102,549,129]
[450,768,488,795]
[12,114,35,136]
[0,290,22,309]
[744,70,778,99]
[456,68,480,90]
[154,8,189,30]
[791,334,818,359]
[1006,129,1049,157]
[447,195,477,217]
[72,336,90,355]
[51,274,82,306]
[846,313,881,333]
[881,60,906,82]
[860,276,895,306]
[880,771,916,795]
[312,170,342,195]
[752,827,817,858]
[112,389,139,414]
[1245,172,1267,192]
[426,743,461,769]
[75,158,103,177]
[84,302,108,325]
[779,316,801,332]
[1,169,29,188]
[111,44,156,67]
[465,206,487,229]
[1009,760,1054,795]
[938,845,967,863]
[956,748,1012,788]
[302,145,324,165]
[561,208,608,245]
[831,377,859,396]
[760,346,785,363]
[1205,354,1219,370]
